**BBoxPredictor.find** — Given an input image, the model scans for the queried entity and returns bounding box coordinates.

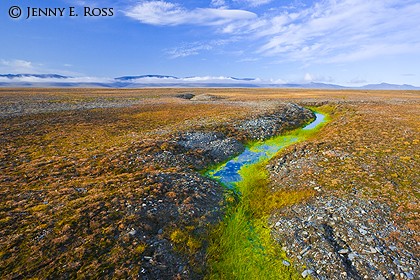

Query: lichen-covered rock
[235,103,315,140]
[177,132,244,163]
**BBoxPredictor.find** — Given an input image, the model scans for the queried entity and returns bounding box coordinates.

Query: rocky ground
[0,90,146,118]
[1,89,418,279]
[267,103,419,279]
[121,103,314,279]
[0,89,314,279]
[234,102,314,141]
[270,194,418,280]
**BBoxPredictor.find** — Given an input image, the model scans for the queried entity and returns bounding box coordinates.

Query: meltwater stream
[207,112,326,188]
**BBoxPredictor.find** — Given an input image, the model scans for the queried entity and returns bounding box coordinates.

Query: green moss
[205,108,331,279]
[169,226,203,260]
[170,229,189,244]
[134,244,147,254]
[206,163,303,279]
[29,204,48,212]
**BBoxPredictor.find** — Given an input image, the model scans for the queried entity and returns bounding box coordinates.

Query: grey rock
[348,253,357,261]
[177,132,244,163]
[282,260,291,266]
[389,245,397,251]
[405,272,414,279]
[302,269,313,278]
[359,228,368,235]
[300,246,311,256]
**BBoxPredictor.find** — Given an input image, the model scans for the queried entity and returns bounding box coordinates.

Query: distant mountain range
[0,73,419,90]
[0,74,69,79]
[358,82,420,90]
[115,75,180,81]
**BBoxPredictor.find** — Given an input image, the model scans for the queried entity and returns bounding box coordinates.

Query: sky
[1,0,420,86]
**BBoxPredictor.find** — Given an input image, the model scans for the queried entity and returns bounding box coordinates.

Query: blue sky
[1,0,420,86]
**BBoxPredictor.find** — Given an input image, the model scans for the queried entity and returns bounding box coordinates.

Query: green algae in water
[208,113,326,188]
[205,112,328,279]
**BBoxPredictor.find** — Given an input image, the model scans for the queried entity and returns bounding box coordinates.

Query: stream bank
[266,105,419,280]
[130,103,316,279]
[205,111,328,279]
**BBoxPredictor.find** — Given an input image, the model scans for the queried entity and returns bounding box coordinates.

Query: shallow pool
[208,112,326,188]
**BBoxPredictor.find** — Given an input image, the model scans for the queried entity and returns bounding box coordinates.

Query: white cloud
[234,0,274,7]
[125,1,256,26]
[1,59,34,72]
[237,57,259,62]
[211,0,227,8]
[166,43,212,58]
[0,59,99,79]
[302,73,334,83]
[166,39,233,58]
[125,1,420,66]
[304,73,314,82]
[183,76,235,82]
[0,75,114,83]
[212,0,274,8]
[0,59,86,77]
[117,75,264,84]
[254,0,420,63]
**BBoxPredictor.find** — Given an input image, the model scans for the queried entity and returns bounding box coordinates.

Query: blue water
[302,113,325,130]
[208,112,326,188]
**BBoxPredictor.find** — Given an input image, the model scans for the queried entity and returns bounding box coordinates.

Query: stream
[207,112,326,188]
[204,111,328,278]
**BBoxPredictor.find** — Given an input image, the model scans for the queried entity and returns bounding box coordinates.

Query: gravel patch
[270,195,419,280]
[190,94,222,101]
[177,132,244,163]
[235,103,315,140]
[130,172,223,279]
[0,97,142,118]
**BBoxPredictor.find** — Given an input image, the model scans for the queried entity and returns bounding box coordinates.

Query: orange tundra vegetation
[0,88,419,279]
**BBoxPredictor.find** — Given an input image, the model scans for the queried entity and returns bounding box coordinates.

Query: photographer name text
[9,6,114,19]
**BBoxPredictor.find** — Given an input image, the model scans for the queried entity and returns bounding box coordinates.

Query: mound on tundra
[190,94,222,101]
[235,103,315,140]
[177,132,245,163]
